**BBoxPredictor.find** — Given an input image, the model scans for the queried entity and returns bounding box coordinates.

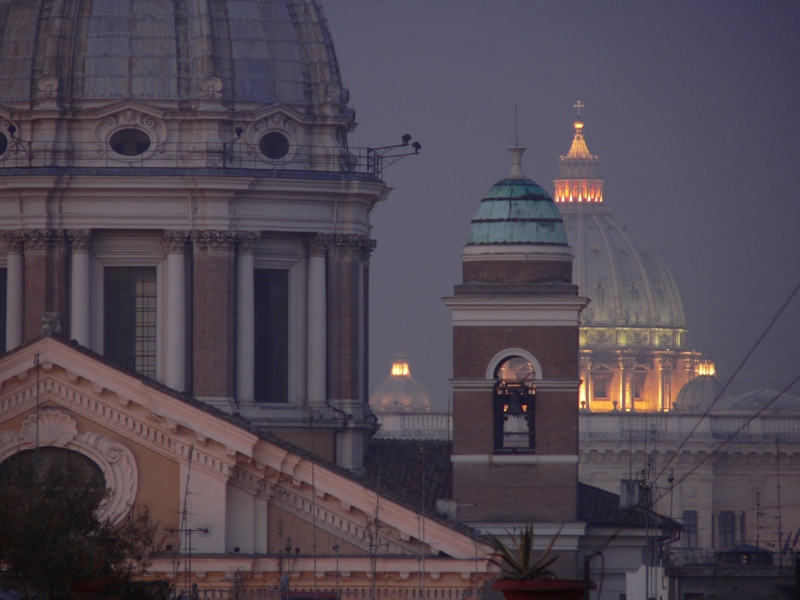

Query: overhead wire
[583,277,800,558]
[652,277,800,489]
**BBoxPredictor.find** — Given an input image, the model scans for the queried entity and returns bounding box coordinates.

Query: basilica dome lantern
[555,104,700,412]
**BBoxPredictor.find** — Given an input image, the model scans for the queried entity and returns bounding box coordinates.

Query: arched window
[493,356,536,452]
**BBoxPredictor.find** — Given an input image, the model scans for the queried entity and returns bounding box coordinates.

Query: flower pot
[492,578,587,600]
[70,577,114,595]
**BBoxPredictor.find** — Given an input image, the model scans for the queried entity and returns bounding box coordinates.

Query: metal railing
[0,140,394,177]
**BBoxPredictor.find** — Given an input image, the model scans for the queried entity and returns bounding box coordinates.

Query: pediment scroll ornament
[0,410,138,525]
[93,107,167,156]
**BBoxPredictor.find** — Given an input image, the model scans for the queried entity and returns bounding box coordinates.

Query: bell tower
[444,147,588,531]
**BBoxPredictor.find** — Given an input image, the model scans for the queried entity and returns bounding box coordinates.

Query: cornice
[444,296,589,327]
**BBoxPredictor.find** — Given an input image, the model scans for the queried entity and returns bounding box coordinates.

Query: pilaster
[164,231,189,392]
[235,232,260,403]
[22,229,66,341]
[68,230,92,347]
[327,234,373,411]
[2,231,24,349]
[305,233,329,409]
[618,355,636,411]
[191,230,237,407]
[657,355,674,411]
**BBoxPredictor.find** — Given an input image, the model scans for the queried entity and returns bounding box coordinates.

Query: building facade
[0,0,389,470]
[444,146,590,576]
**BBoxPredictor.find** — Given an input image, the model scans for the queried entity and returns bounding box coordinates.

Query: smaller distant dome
[674,373,730,413]
[467,147,568,246]
[713,388,800,413]
[370,351,432,413]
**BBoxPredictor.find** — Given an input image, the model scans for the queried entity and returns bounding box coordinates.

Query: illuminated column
[3,232,23,349]
[164,232,188,392]
[685,355,700,382]
[236,233,259,403]
[619,356,636,411]
[68,230,92,347]
[306,234,328,407]
[580,354,592,410]
[657,355,674,411]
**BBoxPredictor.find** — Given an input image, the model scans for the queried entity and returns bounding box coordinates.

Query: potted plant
[488,526,589,600]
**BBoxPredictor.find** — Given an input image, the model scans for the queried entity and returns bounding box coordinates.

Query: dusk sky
[323,1,800,409]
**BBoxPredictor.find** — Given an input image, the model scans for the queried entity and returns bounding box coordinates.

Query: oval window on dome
[0,132,8,156]
[259,132,290,160]
[109,128,151,156]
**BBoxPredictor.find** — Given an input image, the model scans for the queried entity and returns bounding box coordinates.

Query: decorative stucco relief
[0,410,138,525]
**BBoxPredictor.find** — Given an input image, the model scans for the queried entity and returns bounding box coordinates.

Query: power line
[584,278,800,558]
[651,372,800,509]
[653,278,800,489]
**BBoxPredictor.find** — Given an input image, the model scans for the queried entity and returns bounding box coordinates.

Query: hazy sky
[322,1,800,409]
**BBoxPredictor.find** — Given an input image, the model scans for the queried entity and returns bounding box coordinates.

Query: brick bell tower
[444,147,589,566]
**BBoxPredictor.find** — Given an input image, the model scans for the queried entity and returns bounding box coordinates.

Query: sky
[322,1,800,410]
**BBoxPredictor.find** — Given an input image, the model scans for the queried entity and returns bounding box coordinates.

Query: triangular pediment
[94,100,167,121]
[0,337,493,574]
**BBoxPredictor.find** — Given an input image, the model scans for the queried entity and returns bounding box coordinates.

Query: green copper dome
[468,148,568,246]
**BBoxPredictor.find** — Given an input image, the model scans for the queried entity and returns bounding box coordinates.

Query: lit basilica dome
[556,104,700,412]
[673,360,730,412]
[370,351,432,413]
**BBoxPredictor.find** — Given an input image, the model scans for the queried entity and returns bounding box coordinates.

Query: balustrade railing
[0,141,385,177]
[580,411,800,442]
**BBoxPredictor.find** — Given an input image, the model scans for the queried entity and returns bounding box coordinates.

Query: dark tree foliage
[0,448,161,600]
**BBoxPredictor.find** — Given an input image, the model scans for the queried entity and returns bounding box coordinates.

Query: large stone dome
[0,0,345,108]
[555,117,687,350]
[556,109,698,412]
[562,205,687,335]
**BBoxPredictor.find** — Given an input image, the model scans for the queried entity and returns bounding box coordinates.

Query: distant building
[555,112,700,413]
[370,350,451,440]
[0,2,496,597]
[561,111,800,598]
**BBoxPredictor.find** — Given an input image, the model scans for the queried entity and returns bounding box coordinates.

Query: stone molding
[236,231,261,253]
[163,230,189,252]
[1,230,24,252]
[329,234,374,261]
[94,107,167,157]
[20,229,64,252]
[67,229,92,251]
[0,409,138,525]
[656,356,675,370]
[305,232,330,256]
[190,230,237,252]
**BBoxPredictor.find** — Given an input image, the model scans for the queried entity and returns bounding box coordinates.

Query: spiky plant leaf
[487,525,562,580]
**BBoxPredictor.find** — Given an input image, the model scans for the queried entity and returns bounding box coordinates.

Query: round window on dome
[109,128,151,156]
[259,132,290,160]
[0,132,8,156]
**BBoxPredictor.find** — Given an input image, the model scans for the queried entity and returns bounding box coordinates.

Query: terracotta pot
[492,578,587,600]
[70,577,114,594]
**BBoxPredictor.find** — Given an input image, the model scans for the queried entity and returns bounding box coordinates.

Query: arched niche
[485,348,543,381]
[0,410,138,524]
